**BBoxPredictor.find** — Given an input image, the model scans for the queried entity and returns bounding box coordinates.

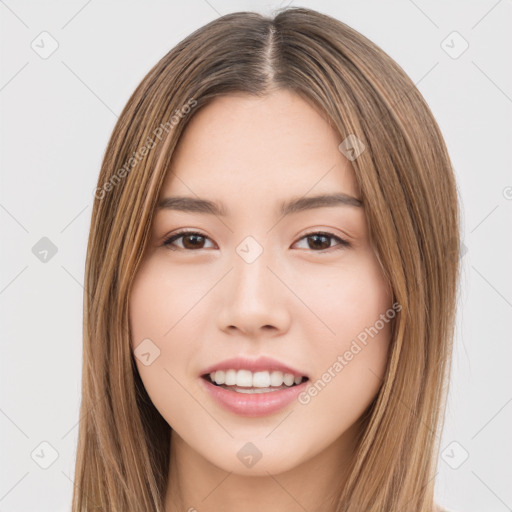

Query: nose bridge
[232,235,274,301]
[217,234,290,334]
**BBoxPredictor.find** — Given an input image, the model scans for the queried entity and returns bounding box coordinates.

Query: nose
[216,243,291,338]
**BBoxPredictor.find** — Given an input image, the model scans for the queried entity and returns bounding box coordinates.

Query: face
[129,89,394,477]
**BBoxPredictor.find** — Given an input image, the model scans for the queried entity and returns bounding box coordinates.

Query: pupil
[310,234,329,250]
[184,234,203,249]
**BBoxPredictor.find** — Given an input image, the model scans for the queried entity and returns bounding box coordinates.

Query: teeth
[283,373,294,386]
[236,369,253,387]
[225,369,237,386]
[270,371,284,387]
[211,370,224,384]
[209,369,304,388]
[253,371,271,387]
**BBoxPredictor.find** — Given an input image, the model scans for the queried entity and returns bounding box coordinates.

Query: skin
[129,89,394,512]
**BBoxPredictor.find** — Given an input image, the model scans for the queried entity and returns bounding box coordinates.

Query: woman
[73,7,461,511]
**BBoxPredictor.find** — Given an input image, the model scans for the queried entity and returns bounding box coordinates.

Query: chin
[203,440,309,477]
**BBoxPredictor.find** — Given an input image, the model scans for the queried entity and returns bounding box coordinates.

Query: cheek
[128,258,203,427]
[296,252,393,414]
[297,250,392,347]
[129,256,201,345]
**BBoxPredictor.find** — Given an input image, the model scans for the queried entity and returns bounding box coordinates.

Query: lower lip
[201,377,309,417]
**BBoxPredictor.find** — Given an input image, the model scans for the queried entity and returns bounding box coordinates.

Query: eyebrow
[156,192,363,217]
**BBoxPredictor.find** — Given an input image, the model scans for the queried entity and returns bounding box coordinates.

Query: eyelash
[162,229,351,253]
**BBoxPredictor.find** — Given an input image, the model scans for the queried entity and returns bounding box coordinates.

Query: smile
[201,371,309,417]
[206,369,307,390]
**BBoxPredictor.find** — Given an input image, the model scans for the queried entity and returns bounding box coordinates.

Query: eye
[162,230,351,252]
[293,231,351,252]
[163,230,215,251]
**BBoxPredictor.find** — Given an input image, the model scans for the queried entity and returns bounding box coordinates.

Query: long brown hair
[72,7,460,511]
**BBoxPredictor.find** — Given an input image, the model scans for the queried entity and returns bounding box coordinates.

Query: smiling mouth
[201,371,309,394]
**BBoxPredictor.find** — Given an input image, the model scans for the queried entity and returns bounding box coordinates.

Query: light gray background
[1,1,511,511]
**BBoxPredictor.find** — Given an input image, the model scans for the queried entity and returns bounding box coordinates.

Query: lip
[200,356,308,379]
[200,375,309,417]
[199,355,309,417]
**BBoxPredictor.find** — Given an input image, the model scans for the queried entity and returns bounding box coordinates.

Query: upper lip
[200,356,308,379]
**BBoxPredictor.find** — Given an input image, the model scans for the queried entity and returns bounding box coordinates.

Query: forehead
[160,90,360,203]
